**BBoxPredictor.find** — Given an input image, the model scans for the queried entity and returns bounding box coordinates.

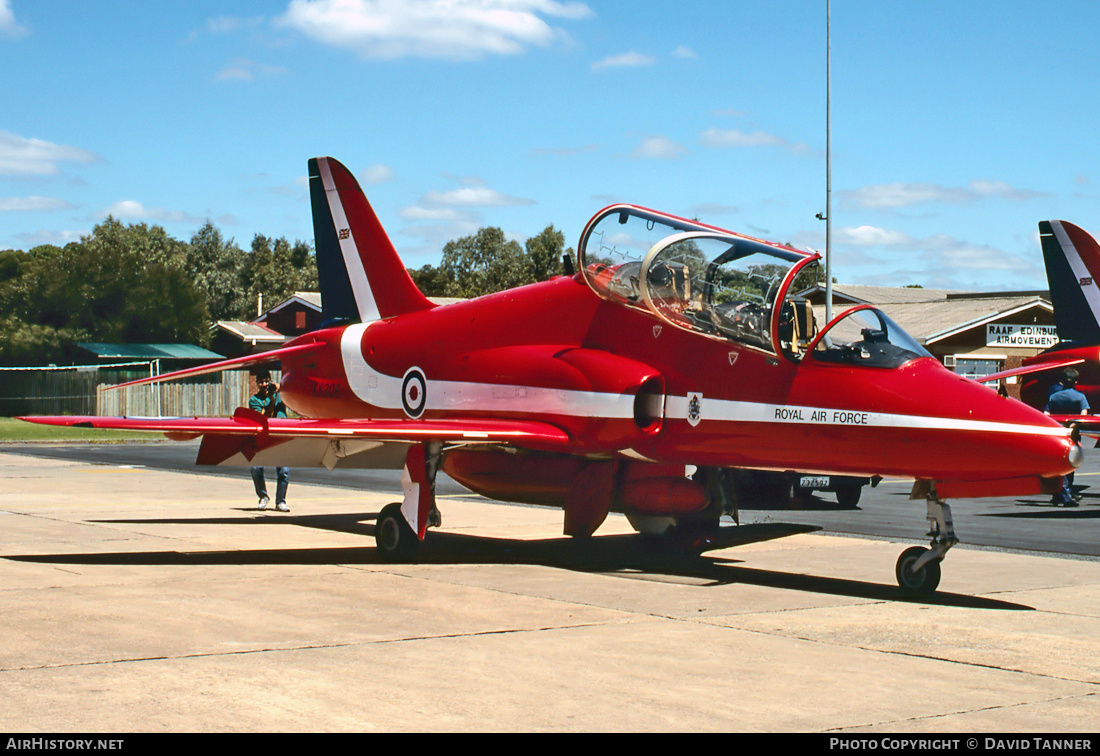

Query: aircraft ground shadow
[986,504,1100,520]
[4,512,1032,611]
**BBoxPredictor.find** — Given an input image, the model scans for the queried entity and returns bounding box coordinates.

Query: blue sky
[3,0,1100,291]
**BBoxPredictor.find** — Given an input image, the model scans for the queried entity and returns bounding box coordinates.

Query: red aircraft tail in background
[981,221,1100,421]
[1041,220,1100,345]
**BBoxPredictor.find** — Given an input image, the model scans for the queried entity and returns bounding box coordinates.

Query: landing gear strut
[897,486,957,596]
[374,442,443,561]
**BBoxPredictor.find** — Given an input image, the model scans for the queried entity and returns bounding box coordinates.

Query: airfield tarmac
[1,445,1099,733]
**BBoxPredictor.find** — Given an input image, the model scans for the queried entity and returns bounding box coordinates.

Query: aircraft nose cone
[1069,442,1085,469]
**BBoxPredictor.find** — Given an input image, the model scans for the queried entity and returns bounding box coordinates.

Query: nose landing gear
[896,488,957,597]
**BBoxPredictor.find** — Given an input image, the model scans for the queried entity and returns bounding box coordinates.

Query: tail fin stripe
[1049,220,1100,332]
[318,157,381,322]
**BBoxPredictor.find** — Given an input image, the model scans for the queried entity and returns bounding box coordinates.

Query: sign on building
[986,324,1058,348]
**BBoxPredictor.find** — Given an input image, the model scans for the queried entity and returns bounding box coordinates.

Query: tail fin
[309,156,434,323]
[1039,220,1100,344]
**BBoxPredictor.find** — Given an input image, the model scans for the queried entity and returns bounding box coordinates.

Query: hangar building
[804,285,1055,395]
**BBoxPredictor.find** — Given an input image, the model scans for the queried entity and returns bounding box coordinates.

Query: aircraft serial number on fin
[774,407,869,425]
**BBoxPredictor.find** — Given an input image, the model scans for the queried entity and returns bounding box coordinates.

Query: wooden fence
[0,368,265,417]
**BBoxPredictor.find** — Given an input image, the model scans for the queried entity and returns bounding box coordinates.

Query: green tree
[186,222,247,321]
[439,227,531,298]
[524,225,569,282]
[242,234,317,317]
[408,264,452,297]
[0,219,212,364]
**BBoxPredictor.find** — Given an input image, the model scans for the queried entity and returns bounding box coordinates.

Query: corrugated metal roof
[807,284,963,304]
[811,296,1052,344]
[75,343,224,360]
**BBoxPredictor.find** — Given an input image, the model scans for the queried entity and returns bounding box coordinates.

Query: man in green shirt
[249,370,289,512]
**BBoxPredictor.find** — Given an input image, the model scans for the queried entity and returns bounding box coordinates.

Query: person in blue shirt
[1045,368,1089,506]
[249,370,290,512]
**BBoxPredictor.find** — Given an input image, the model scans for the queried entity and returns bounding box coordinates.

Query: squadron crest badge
[687,392,703,427]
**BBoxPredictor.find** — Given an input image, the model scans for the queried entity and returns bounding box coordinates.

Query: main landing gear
[375,502,420,560]
[374,443,443,561]
[896,487,957,597]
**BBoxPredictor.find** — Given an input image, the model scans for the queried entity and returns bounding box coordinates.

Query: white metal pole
[825,0,833,324]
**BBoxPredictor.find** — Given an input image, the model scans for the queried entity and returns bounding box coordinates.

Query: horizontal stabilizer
[977,356,1085,385]
[103,342,324,390]
[1048,414,1100,432]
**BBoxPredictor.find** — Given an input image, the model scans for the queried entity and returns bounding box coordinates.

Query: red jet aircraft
[22,157,1083,596]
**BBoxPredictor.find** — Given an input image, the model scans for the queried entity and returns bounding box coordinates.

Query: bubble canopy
[578,205,823,360]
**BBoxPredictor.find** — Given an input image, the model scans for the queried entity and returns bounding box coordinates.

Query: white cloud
[530,143,602,157]
[399,205,464,221]
[837,225,914,247]
[591,51,655,70]
[672,45,697,59]
[103,200,199,225]
[699,127,811,155]
[919,233,1032,272]
[0,196,72,212]
[399,174,535,255]
[841,180,1048,210]
[0,132,99,176]
[829,225,1034,286]
[15,229,86,248]
[275,0,592,60]
[630,135,687,160]
[361,164,395,184]
[207,16,266,34]
[422,186,533,207]
[215,58,288,82]
[0,0,27,39]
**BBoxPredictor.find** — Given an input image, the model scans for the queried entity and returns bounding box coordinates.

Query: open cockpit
[577,205,934,371]
[578,205,822,360]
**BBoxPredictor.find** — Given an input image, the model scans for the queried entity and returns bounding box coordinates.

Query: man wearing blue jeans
[249,370,290,512]
[1045,367,1089,507]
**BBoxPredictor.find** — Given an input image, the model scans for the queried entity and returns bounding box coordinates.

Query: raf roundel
[401,367,427,419]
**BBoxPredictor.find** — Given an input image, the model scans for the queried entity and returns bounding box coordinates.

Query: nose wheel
[897,488,957,597]
[895,546,942,596]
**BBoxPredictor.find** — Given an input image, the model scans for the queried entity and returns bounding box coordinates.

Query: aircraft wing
[20,410,571,445]
[19,411,574,469]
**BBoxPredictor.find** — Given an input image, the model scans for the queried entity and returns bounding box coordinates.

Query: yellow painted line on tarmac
[77,467,144,473]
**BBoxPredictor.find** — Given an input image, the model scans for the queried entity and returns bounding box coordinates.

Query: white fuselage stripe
[319,158,379,322]
[339,324,1068,439]
[340,324,636,419]
[665,396,1069,438]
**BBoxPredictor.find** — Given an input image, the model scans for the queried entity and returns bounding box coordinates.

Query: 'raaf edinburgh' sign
[986,324,1058,348]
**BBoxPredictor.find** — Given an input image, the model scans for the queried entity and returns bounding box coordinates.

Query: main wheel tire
[836,484,862,508]
[895,546,942,596]
[375,502,419,561]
